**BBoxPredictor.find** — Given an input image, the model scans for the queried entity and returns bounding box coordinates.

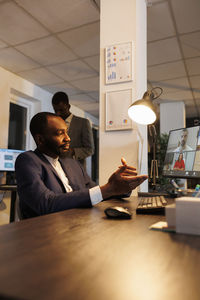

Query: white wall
[0,65,98,151]
[99,0,148,192]
[0,66,52,149]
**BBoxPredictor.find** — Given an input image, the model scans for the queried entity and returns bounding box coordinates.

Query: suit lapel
[34,149,63,181]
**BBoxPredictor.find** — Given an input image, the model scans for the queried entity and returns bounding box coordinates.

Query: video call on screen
[163,126,200,179]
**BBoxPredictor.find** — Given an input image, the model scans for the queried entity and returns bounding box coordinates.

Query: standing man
[52,91,94,167]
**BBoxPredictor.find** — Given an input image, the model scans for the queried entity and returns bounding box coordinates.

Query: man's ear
[35,134,44,146]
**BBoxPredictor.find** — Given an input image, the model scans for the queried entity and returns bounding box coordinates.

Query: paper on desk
[149,221,176,233]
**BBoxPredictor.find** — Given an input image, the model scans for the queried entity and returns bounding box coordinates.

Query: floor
[0,191,11,226]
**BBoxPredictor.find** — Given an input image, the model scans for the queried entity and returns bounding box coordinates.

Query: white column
[160,101,186,189]
[160,102,186,134]
[99,0,148,192]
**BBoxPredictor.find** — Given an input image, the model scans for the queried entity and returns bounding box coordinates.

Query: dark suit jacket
[66,115,94,165]
[15,149,96,219]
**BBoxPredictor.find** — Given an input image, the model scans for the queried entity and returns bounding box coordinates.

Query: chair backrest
[15,194,23,221]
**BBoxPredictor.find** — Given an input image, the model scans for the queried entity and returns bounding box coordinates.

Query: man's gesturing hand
[100,157,148,199]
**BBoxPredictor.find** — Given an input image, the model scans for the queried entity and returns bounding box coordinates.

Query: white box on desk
[176,197,200,235]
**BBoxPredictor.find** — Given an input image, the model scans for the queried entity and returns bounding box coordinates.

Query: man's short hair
[52,91,69,105]
[30,112,56,138]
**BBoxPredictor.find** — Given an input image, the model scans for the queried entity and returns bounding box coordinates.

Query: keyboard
[136,195,168,215]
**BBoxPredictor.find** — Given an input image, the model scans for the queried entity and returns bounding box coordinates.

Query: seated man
[15,112,147,219]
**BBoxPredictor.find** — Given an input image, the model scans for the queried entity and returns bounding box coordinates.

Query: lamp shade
[128,91,157,125]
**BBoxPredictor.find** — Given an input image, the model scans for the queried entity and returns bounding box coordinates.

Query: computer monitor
[163,126,200,179]
[0,148,24,172]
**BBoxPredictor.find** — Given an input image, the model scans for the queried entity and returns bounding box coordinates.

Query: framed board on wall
[105,41,133,84]
[105,89,133,131]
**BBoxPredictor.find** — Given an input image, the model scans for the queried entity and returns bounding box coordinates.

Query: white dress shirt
[44,154,103,205]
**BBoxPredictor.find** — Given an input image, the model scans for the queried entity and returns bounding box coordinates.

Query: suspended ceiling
[0,0,199,120]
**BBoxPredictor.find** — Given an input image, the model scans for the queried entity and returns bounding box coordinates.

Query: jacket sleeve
[74,118,94,160]
[15,153,92,218]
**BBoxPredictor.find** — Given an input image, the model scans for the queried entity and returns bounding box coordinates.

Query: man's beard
[44,139,69,157]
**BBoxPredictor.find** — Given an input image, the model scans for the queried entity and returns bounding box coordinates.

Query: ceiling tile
[148,61,186,81]
[83,55,99,72]
[48,60,97,81]
[58,22,100,57]
[77,102,99,111]
[171,0,200,34]
[16,0,99,32]
[70,93,94,103]
[160,90,193,101]
[71,76,99,92]
[0,1,49,45]
[87,91,99,101]
[180,32,200,58]
[0,40,7,49]
[148,37,182,66]
[190,75,200,99]
[186,57,200,76]
[18,68,63,85]
[43,82,81,96]
[88,110,99,118]
[147,2,175,42]
[150,77,190,94]
[16,36,77,65]
[0,48,39,72]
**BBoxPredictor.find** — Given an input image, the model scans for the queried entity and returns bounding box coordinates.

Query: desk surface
[0,197,200,300]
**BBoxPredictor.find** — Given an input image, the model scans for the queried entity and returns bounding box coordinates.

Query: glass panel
[8,103,27,150]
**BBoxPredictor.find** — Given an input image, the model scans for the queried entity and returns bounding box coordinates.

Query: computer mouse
[104,206,132,219]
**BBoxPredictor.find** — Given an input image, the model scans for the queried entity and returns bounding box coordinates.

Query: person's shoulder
[17,150,34,159]
[72,115,89,123]
[15,150,35,167]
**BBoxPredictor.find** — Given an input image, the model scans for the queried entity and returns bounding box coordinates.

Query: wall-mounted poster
[105,41,133,84]
[105,89,133,131]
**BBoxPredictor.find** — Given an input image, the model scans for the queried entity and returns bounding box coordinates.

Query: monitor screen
[163,126,200,179]
[0,149,24,172]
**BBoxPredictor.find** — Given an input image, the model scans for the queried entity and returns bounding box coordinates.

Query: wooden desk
[0,197,200,300]
[0,184,17,223]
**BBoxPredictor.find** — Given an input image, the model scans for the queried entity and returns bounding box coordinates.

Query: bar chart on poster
[105,41,133,84]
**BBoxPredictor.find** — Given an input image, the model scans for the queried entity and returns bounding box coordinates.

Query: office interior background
[0,0,200,224]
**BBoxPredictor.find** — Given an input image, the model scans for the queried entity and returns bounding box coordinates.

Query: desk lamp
[128,87,163,190]
[128,87,163,125]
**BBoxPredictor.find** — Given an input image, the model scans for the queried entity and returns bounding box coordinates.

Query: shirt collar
[65,113,73,123]
[43,154,59,167]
